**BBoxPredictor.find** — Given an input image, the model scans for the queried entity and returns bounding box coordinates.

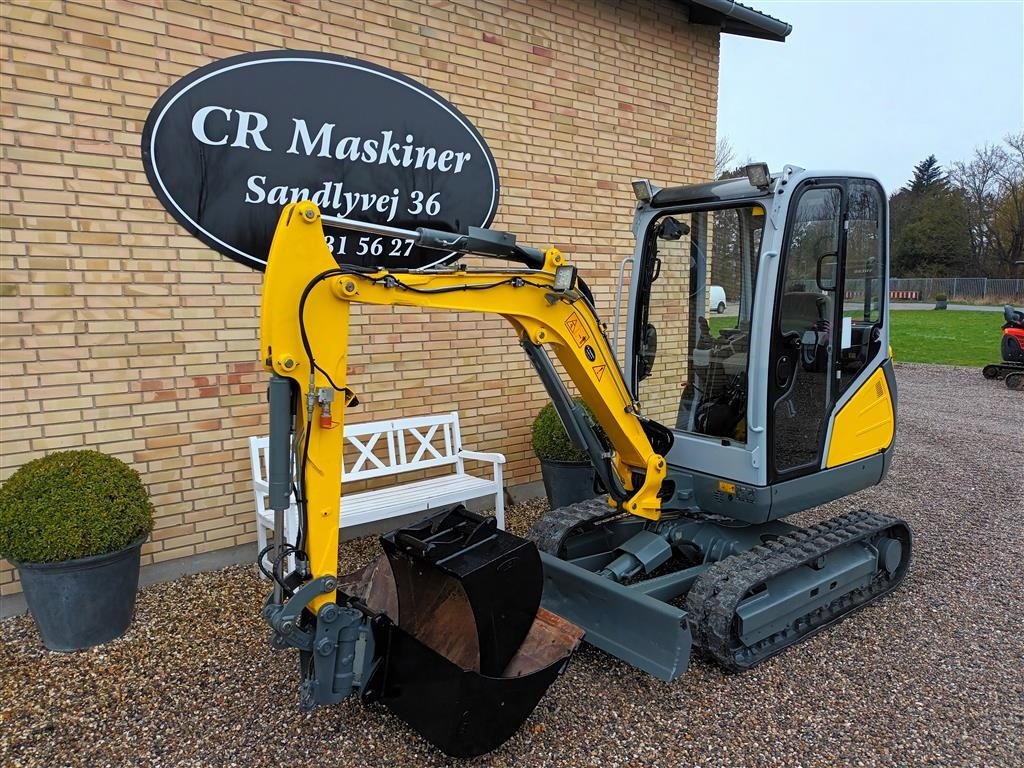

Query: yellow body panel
[825,366,895,468]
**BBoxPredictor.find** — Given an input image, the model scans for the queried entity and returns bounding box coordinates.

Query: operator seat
[1004,304,1024,328]
[780,291,830,334]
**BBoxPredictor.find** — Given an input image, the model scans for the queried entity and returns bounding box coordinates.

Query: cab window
[635,204,765,443]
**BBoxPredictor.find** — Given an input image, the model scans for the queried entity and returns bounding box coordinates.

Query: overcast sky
[718,0,1024,193]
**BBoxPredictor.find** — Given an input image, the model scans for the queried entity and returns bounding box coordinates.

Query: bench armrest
[457,449,506,465]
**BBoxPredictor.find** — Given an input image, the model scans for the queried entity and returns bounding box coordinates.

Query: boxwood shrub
[530,399,607,463]
[0,450,154,564]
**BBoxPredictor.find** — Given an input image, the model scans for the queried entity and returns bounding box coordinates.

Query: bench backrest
[249,411,465,493]
[343,411,463,480]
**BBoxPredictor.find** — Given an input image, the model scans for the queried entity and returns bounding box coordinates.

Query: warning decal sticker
[593,364,606,381]
[564,312,589,347]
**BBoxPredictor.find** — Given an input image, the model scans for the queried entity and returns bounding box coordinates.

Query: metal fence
[888,277,1024,301]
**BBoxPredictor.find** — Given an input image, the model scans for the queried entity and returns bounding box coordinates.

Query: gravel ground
[2,363,1021,767]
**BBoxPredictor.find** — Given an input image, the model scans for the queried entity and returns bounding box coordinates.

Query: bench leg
[285,503,299,573]
[258,506,298,579]
[494,463,505,530]
[256,513,270,579]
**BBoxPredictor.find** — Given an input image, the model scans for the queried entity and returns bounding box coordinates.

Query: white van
[710,285,727,314]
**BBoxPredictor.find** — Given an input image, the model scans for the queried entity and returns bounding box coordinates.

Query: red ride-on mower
[982,305,1024,390]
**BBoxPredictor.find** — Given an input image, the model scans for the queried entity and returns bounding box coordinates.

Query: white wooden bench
[250,411,505,574]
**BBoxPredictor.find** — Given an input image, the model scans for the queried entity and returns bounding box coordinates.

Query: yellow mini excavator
[257,165,911,756]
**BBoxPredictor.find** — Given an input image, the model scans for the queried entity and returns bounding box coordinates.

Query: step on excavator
[257,164,912,756]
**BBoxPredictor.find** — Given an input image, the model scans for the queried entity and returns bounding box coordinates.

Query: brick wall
[0,0,719,597]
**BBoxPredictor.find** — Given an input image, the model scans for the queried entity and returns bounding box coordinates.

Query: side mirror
[816,252,838,292]
[656,217,690,241]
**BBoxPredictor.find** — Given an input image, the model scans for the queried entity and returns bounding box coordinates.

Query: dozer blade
[341,507,582,758]
[538,552,692,682]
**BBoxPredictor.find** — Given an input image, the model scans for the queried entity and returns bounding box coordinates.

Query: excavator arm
[260,201,667,603]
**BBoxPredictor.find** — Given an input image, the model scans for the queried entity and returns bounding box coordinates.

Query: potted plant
[934,293,948,310]
[0,450,154,651]
[531,399,606,509]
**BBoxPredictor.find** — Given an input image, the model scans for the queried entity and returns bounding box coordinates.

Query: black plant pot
[15,535,146,652]
[539,459,598,509]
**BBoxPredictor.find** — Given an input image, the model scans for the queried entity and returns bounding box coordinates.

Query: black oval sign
[141,51,500,270]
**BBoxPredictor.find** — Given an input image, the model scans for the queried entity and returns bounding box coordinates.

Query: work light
[631,179,654,202]
[553,265,578,292]
[745,163,771,189]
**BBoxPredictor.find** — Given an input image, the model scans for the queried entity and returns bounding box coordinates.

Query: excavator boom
[261,202,668,594]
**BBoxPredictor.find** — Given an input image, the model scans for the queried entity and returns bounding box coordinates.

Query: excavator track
[527,497,622,555]
[686,509,912,672]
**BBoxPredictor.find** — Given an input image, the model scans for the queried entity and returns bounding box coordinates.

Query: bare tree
[950,132,1024,276]
[995,132,1024,273]
[715,136,735,180]
[950,144,1001,273]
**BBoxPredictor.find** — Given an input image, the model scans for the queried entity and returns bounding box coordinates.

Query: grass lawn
[706,310,1001,367]
[889,310,1002,367]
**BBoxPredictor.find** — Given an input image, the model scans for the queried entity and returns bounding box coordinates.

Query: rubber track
[984,361,1024,379]
[526,498,620,555]
[686,509,911,672]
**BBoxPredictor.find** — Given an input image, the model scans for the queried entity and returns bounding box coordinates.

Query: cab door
[768,182,842,479]
[767,178,888,481]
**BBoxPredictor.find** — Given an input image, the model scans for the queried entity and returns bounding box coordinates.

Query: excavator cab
[626,166,895,518]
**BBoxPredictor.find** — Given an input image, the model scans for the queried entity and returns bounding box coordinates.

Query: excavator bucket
[341,507,582,758]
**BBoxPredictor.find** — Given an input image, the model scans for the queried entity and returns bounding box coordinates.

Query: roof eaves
[684,0,793,42]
